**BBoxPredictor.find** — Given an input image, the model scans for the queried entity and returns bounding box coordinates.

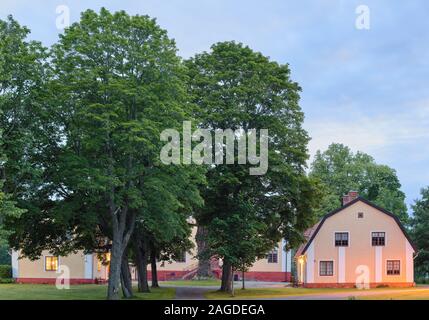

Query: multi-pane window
[175,251,186,263]
[386,260,400,275]
[319,261,334,276]
[45,256,58,271]
[335,232,349,246]
[266,249,278,263]
[372,232,385,246]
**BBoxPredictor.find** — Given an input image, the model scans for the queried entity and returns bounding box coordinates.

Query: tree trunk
[134,237,150,293]
[242,270,245,290]
[120,249,133,298]
[196,225,211,278]
[150,248,159,288]
[220,261,232,292]
[106,205,136,300]
[107,238,123,300]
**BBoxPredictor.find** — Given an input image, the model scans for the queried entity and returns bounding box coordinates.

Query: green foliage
[0,15,46,253]
[206,196,275,271]
[186,41,319,273]
[0,245,9,265]
[310,143,408,223]
[0,264,11,278]
[2,9,205,299]
[410,187,429,276]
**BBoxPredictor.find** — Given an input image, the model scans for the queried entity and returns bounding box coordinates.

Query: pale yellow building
[13,227,292,283]
[295,191,415,288]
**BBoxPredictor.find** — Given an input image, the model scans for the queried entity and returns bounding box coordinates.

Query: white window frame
[385,259,401,276]
[370,231,387,247]
[318,259,335,277]
[333,231,350,247]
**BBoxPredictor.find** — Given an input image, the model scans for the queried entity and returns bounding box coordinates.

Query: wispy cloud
[306,99,429,158]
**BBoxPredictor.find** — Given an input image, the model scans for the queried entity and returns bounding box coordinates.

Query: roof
[296,197,417,256]
[294,221,321,258]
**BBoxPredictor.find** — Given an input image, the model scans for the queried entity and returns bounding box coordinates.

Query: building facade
[12,227,292,284]
[295,191,416,288]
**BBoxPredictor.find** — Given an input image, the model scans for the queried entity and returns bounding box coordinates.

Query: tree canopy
[186,41,320,292]
[310,143,408,223]
[411,187,429,276]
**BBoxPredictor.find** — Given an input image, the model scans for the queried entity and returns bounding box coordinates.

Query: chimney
[342,191,359,206]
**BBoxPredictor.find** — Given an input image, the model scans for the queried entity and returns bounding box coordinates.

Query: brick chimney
[342,191,359,206]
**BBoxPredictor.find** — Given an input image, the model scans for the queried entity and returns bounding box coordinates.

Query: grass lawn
[0,284,175,300]
[204,286,423,299]
[205,287,361,299]
[356,288,429,300]
[161,279,221,287]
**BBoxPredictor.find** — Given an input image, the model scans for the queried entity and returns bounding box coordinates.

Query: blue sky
[1,1,428,209]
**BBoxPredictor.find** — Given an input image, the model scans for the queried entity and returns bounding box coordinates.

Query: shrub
[0,265,12,279]
[0,278,14,284]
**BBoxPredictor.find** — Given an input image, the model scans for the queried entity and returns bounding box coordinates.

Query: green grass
[356,288,429,300]
[161,279,221,287]
[205,286,429,300]
[0,284,175,300]
[204,287,361,299]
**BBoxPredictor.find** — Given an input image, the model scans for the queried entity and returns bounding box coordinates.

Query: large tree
[0,16,48,262]
[50,9,200,300]
[410,187,429,277]
[4,9,202,300]
[310,143,408,222]
[186,42,319,293]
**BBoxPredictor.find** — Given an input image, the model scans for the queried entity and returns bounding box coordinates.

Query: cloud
[305,99,429,159]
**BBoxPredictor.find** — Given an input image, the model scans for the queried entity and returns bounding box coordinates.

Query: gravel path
[174,286,215,300]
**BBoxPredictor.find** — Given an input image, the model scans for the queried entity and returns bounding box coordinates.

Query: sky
[1,0,428,209]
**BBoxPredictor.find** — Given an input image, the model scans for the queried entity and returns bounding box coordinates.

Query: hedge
[0,265,12,279]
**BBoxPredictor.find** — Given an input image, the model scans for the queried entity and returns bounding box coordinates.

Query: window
[386,260,400,275]
[372,232,385,246]
[45,256,58,271]
[335,232,349,246]
[358,212,364,218]
[319,261,334,276]
[266,249,278,263]
[175,251,186,263]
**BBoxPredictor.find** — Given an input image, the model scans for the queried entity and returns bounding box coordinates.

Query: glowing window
[45,256,58,271]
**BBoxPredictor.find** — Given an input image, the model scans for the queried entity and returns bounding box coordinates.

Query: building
[11,250,110,284]
[12,227,292,284]
[295,191,416,288]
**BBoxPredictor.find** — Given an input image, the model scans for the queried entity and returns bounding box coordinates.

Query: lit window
[266,249,278,263]
[386,260,400,275]
[335,232,349,246]
[45,256,58,271]
[372,232,385,246]
[319,261,333,276]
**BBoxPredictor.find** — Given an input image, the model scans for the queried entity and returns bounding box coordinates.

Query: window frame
[266,249,278,263]
[372,232,386,246]
[386,260,400,276]
[45,256,59,272]
[334,232,349,247]
[319,260,334,276]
